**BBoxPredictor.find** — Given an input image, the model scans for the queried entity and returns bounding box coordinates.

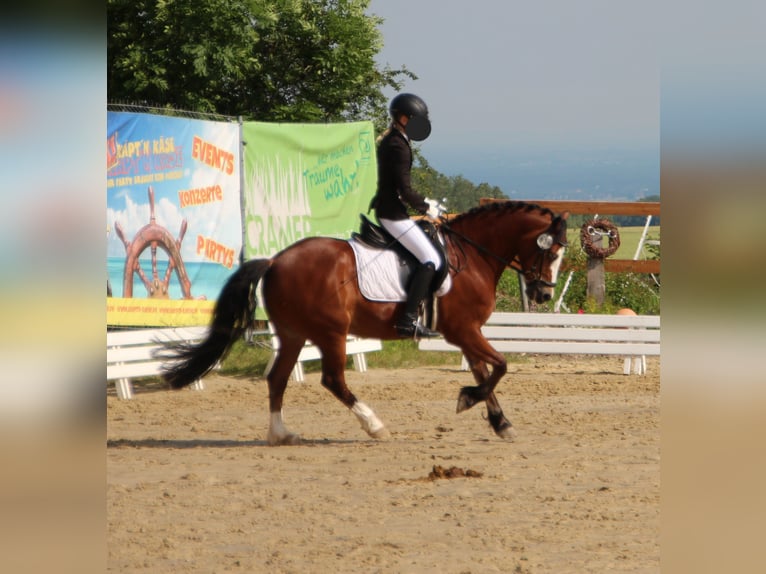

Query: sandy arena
[107,355,659,573]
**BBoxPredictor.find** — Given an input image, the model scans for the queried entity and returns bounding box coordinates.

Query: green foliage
[411,153,507,213]
[492,244,660,316]
[604,271,660,314]
[218,334,531,375]
[494,270,527,312]
[108,0,262,114]
[644,234,660,259]
[108,0,413,124]
[218,337,272,377]
[550,248,659,314]
[370,340,462,369]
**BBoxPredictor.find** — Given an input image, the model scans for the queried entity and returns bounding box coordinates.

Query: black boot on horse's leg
[396,262,440,339]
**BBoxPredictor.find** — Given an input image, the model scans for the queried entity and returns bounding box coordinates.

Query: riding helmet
[389,93,431,141]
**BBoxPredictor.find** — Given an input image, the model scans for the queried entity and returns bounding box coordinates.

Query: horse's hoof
[488,411,515,440]
[369,427,391,440]
[456,387,479,413]
[495,425,516,441]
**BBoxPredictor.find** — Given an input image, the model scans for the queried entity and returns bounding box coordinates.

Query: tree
[410,153,507,214]
[107,0,413,123]
[107,0,511,211]
[108,0,261,114]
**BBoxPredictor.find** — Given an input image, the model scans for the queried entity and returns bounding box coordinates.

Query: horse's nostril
[542,293,551,302]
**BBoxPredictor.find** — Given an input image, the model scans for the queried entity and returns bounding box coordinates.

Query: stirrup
[396,321,439,339]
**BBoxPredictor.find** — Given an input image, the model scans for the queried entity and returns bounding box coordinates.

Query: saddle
[350,214,450,294]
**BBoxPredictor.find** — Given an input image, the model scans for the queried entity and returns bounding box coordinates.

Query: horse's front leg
[456,346,507,413]
[457,346,514,440]
[485,392,515,440]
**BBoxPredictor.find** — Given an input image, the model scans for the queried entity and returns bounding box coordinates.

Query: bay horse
[161,201,569,444]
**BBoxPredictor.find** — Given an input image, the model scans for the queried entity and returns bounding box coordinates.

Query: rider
[372,93,442,339]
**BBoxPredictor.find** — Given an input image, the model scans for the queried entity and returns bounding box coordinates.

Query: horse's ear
[561,211,570,221]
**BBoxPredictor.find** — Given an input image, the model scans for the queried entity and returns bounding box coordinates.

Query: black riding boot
[395,262,440,338]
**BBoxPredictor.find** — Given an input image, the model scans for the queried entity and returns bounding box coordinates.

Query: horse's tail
[159,258,272,389]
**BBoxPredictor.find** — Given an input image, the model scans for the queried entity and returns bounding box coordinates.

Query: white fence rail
[107,326,383,399]
[419,312,660,375]
[264,323,382,382]
[107,326,210,399]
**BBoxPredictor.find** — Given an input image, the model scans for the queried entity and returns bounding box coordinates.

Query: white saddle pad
[348,238,451,302]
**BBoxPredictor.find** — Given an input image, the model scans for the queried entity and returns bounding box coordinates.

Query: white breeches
[379,218,442,269]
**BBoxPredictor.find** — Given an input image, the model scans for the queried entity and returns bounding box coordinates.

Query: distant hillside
[426,147,659,202]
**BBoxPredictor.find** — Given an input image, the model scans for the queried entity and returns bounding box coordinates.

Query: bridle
[513,232,566,288]
[439,219,567,287]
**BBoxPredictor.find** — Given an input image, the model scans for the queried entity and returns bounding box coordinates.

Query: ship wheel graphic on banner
[114,186,193,299]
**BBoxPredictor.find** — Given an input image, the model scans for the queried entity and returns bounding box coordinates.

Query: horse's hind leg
[318,342,390,440]
[265,337,304,446]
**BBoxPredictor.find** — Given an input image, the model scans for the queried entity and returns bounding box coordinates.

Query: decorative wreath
[580,218,621,259]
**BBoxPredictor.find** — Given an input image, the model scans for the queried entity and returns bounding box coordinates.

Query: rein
[441,221,514,268]
[439,219,560,287]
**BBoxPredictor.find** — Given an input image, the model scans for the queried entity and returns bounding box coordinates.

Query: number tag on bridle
[537,233,554,250]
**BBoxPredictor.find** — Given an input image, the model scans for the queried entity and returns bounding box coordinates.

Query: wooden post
[586,234,605,305]
[517,271,530,312]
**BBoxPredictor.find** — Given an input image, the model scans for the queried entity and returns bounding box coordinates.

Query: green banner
[242,121,377,258]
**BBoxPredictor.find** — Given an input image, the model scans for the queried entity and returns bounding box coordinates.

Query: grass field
[219,336,468,376]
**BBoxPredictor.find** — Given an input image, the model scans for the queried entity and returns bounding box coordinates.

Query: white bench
[419,312,660,375]
[108,325,384,399]
[107,326,210,399]
[264,323,383,382]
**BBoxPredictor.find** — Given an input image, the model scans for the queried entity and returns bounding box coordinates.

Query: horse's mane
[449,200,556,225]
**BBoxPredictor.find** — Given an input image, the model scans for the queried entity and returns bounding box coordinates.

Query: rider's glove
[424,198,444,219]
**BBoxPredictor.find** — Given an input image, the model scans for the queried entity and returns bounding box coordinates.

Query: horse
[161,200,569,445]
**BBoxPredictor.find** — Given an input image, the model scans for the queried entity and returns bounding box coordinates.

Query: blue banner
[106,111,242,326]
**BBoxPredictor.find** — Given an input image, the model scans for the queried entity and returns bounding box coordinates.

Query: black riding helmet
[389,93,431,141]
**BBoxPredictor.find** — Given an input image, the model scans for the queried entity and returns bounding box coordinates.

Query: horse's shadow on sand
[107,437,364,449]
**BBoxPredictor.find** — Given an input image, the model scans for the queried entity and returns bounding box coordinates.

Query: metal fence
[107,102,238,123]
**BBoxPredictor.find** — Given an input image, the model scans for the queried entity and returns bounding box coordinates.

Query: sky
[366,0,660,196]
